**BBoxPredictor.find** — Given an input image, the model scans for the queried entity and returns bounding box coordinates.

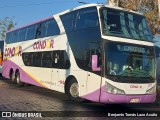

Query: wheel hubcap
[11,73,15,82]
[16,74,20,83]
[70,83,79,98]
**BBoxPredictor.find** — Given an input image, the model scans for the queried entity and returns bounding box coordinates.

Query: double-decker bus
[2,4,156,103]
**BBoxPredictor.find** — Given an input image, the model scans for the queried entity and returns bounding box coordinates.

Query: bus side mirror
[91,55,101,71]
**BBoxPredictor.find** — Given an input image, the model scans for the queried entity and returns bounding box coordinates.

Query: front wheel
[66,79,84,102]
[15,72,25,87]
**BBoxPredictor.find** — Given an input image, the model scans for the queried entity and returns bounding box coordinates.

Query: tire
[10,70,16,83]
[66,79,84,102]
[15,71,24,87]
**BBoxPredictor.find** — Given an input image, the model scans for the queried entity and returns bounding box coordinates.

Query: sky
[0,0,106,28]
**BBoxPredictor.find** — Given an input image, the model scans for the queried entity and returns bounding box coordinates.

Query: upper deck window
[101,8,153,42]
[60,7,99,32]
[26,25,36,40]
[75,7,99,30]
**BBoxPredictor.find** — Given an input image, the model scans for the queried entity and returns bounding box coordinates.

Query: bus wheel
[10,70,16,83]
[67,79,84,102]
[15,72,24,87]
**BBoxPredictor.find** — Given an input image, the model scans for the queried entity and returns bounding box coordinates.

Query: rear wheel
[66,79,84,102]
[10,70,16,83]
[15,71,24,87]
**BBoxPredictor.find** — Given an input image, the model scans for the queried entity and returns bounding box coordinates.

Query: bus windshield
[105,42,155,82]
[101,8,153,41]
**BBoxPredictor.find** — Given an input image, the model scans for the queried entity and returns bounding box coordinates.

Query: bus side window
[42,52,52,68]
[26,25,36,40]
[60,12,76,32]
[32,52,42,67]
[6,32,12,44]
[35,22,46,39]
[45,19,60,37]
[52,51,60,68]
[75,7,99,30]
[22,53,33,66]
[12,30,18,43]
[59,50,70,69]
[18,28,26,42]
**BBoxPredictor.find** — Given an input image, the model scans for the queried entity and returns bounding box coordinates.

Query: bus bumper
[100,91,156,104]
[82,86,156,104]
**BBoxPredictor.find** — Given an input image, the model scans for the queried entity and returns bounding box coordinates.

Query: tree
[0,17,16,40]
[118,0,160,35]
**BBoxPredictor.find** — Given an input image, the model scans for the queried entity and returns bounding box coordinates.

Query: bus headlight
[106,82,125,94]
[146,85,156,94]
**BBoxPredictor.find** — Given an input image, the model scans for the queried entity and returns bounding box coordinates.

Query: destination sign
[117,45,150,54]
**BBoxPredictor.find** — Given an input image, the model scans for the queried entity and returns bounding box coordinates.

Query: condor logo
[130,85,142,89]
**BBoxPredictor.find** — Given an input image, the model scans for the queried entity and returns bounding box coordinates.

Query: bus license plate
[130,98,140,103]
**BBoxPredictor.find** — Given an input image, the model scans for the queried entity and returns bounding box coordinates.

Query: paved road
[0,76,160,120]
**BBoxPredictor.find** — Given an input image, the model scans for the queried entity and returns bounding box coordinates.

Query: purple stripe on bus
[2,60,45,88]
[82,86,156,104]
[7,16,53,33]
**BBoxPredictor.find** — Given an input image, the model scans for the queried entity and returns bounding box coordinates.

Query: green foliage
[0,17,16,40]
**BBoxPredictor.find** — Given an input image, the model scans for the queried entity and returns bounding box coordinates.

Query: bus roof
[7,3,143,33]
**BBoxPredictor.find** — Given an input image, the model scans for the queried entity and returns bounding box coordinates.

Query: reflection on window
[32,53,42,67]
[22,50,70,69]
[102,8,153,41]
[26,25,36,40]
[18,28,26,42]
[46,19,60,36]
[76,7,99,30]
[105,43,155,79]
[22,53,33,66]
[42,52,52,68]
[6,18,60,44]
[60,12,75,32]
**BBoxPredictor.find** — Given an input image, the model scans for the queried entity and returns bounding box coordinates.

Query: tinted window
[22,51,70,69]
[35,22,46,39]
[46,19,60,36]
[26,25,36,40]
[52,51,60,68]
[32,52,42,67]
[42,52,52,68]
[22,53,33,66]
[6,33,12,43]
[65,7,101,70]
[59,51,70,69]
[12,31,18,42]
[18,28,26,42]
[60,12,75,32]
[101,8,153,41]
[76,7,99,30]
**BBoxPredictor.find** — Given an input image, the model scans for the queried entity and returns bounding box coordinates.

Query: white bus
[3,4,156,103]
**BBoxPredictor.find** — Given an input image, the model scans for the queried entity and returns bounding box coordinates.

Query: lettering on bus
[117,45,147,54]
[130,85,142,89]
[4,46,22,57]
[33,39,54,50]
